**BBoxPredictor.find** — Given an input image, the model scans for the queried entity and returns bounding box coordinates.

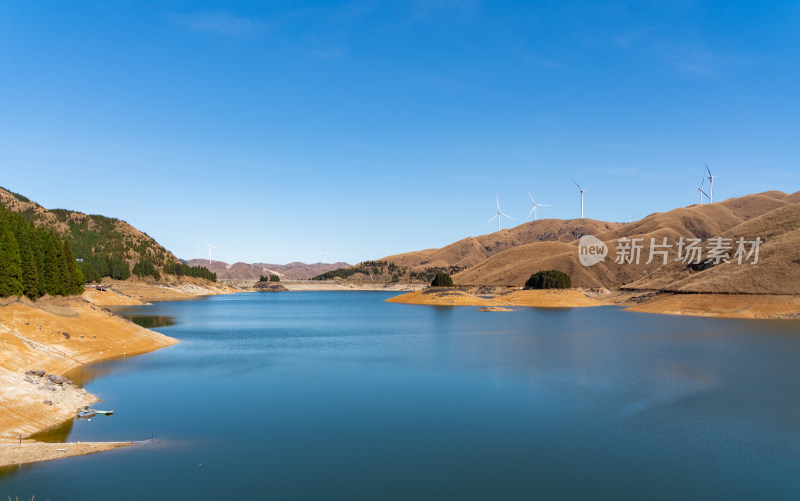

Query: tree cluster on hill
[0,206,84,298]
[1,187,216,284]
[259,274,280,282]
[163,261,217,282]
[430,272,454,287]
[525,270,572,289]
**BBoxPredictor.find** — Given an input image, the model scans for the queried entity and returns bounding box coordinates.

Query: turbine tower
[572,180,588,218]
[203,238,223,264]
[527,192,551,221]
[486,194,514,232]
[705,164,715,203]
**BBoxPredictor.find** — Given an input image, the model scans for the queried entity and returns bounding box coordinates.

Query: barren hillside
[452,191,799,292]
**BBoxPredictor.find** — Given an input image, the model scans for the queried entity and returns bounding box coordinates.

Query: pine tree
[12,218,39,298]
[63,239,82,294]
[41,233,61,296]
[31,222,46,296]
[0,217,24,297]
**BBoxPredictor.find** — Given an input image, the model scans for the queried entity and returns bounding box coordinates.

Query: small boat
[77,410,95,419]
[92,409,114,415]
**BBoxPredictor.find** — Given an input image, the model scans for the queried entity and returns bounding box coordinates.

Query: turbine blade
[529,192,535,203]
[500,212,514,220]
[486,214,498,224]
[540,204,551,207]
[496,194,500,211]
[572,179,582,190]
[528,207,535,218]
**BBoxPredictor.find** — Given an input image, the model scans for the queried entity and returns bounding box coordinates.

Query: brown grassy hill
[625,203,800,294]
[185,260,351,281]
[0,186,178,267]
[382,218,623,269]
[453,191,799,291]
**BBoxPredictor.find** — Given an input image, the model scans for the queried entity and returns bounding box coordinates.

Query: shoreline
[0,279,237,470]
[386,288,800,319]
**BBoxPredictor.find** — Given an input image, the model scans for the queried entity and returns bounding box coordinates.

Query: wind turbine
[696,173,709,205]
[203,238,223,264]
[321,252,327,264]
[705,164,715,203]
[572,180,587,218]
[527,193,550,221]
[486,194,514,232]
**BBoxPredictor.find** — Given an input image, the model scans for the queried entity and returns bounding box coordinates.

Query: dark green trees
[524,270,571,289]
[431,272,454,287]
[0,206,84,298]
[0,218,23,297]
[163,261,216,282]
[133,258,161,280]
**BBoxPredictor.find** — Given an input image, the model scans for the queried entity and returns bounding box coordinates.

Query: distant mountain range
[378,190,800,294]
[184,260,351,281]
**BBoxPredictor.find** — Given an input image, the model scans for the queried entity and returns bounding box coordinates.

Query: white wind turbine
[203,238,223,264]
[705,164,715,203]
[572,179,588,218]
[527,192,551,221]
[696,173,709,205]
[486,194,514,232]
[321,252,328,264]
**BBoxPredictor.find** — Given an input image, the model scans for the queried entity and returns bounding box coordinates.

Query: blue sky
[1,1,798,264]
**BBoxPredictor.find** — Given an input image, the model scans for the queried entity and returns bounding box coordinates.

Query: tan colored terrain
[387,288,605,308]
[387,289,503,306]
[0,441,132,468]
[621,293,800,319]
[0,294,178,468]
[451,191,800,294]
[383,218,623,269]
[93,278,239,304]
[0,296,177,439]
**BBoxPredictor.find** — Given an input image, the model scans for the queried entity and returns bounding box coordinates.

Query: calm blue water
[2,291,800,500]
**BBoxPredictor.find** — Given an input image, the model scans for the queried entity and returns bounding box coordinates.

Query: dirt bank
[386,289,504,306]
[0,441,132,468]
[389,288,800,319]
[387,288,605,308]
[92,278,240,304]
[619,292,800,319]
[0,294,177,466]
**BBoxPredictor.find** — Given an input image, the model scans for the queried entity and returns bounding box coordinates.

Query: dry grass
[446,191,800,294]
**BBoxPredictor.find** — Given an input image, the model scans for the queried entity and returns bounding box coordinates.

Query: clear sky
[2,1,798,265]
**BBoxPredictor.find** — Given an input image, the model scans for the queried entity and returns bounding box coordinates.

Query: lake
[2,291,799,499]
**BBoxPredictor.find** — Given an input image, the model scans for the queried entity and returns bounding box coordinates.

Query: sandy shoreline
[387,288,800,319]
[0,279,237,470]
[0,441,133,468]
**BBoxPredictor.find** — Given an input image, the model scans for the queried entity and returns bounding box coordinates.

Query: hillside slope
[0,186,179,280]
[382,218,623,269]
[453,191,799,292]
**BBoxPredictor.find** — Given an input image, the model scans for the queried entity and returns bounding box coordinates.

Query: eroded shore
[0,279,237,468]
[387,287,800,319]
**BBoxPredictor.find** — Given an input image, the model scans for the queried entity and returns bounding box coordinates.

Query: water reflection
[121,315,176,329]
[28,419,75,443]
